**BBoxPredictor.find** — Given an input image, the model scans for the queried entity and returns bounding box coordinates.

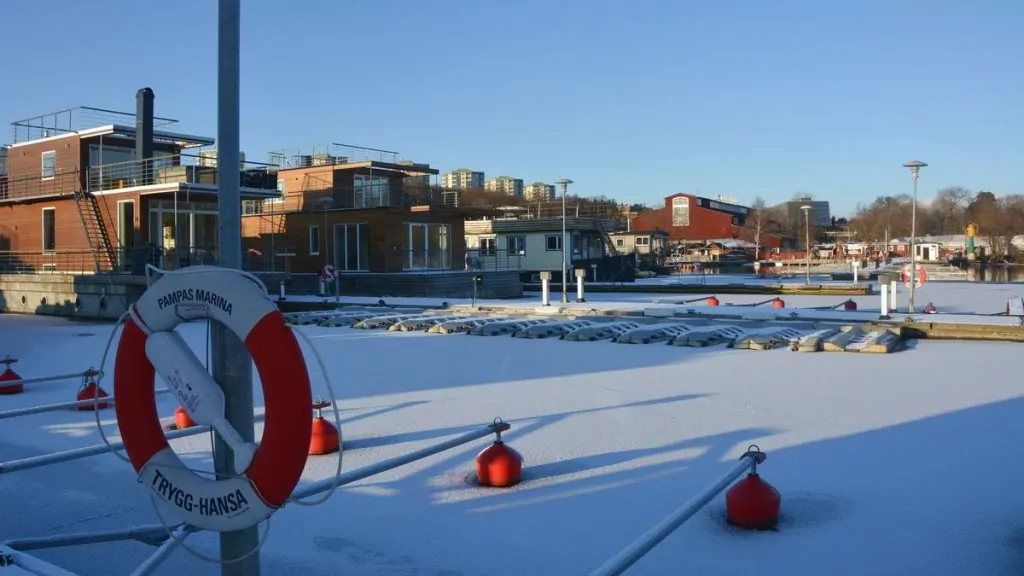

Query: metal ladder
[72,190,117,273]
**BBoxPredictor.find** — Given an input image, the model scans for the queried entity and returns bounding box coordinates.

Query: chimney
[135,87,155,185]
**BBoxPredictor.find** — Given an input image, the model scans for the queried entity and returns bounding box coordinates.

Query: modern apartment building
[441,168,484,189]
[785,197,832,227]
[524,182,556,201]
[484,175,524,197]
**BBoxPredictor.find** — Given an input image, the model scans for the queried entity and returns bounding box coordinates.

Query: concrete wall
[0,274,147,320]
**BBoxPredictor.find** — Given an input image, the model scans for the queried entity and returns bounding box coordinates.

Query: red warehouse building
[631,193,783,250]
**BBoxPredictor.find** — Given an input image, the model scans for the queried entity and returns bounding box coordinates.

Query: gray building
[786,197,831,227]
[485,175,524,197]
[442,168,485,189]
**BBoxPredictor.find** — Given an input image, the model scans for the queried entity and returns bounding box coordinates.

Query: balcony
[87,153,278,193]
[0,169,81,202]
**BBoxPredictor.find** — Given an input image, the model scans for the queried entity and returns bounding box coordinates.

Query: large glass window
[89,145,174,189]
[406,223,450,270]
[672,196,690,227]
[334,223,370,271]
[41,151,56,179]
[354,175,390,208]
[147,200,219,268]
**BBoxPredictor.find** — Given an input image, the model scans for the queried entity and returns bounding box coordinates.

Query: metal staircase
[597,220,620,256]
[73,190,117,273]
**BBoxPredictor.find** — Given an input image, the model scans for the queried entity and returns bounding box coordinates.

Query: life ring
[113,266,312,532]
[321,265,336,281]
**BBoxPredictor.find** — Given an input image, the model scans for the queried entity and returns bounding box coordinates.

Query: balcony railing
[86,153,278,193]
[0,169,81,202]
[0,247,265,275]
[464,248,526,272]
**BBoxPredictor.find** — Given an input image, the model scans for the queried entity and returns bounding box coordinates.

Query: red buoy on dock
[76,369,109,410]
[0,355,24,395]
[174,407,196,429]
[772,298,785,309]
[707,296,720,307]
[844,300,858,311]
[924,302,936,314]
[309,398,340,456]
[476,423,523,488]
[726,472,781,530]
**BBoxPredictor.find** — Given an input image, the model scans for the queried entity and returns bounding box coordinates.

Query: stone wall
[0,274,148,320]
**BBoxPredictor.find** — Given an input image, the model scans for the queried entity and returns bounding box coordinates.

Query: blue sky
[2,0,1021,216]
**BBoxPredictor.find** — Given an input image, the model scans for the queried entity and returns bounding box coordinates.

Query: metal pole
[909,171,918,314]
[129,525,193,576]
[4,524,174,551]
[588,456,756,576]
[0,370,94,389]
[0,388,170,420]
[0,425,212,474]
[291,421,508,501]
[804,210,810,285]
[215,2,258,569]
[561,182,568,303]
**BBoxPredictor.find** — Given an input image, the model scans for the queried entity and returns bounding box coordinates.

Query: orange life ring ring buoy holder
[114,266,312,532]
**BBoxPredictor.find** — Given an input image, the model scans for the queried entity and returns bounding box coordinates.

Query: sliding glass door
[333,223,370,271]
[406,223,450,270]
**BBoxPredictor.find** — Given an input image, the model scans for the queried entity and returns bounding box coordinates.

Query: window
[545,234,562,251]
[671,196,690,227]
[266,178,285,205]
[636,236,650,246]
[354,175,390,208]
[506,235,526,255]
[406,223,451,269]
[42,208,56,251]
[616,239,624,247]
[480,238,496,255]
[334,223,370,271]
[309,225,320,255]
[41,151,56,180]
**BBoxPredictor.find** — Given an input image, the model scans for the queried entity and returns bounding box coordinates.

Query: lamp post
[800,204,812,285]
[555,178,573,303]
[902,160,927,314]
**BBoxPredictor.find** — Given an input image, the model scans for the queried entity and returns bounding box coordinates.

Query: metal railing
[0,246,267,275]
[0,169,81,202]
[11,106,179,144]
[464,248,525,272]
[86,153,278,193]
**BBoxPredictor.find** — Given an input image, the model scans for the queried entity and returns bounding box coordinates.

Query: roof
[610,229,669,237]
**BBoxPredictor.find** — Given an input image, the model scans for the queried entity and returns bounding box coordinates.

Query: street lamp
[555,178,573,303]
[902,160,927,314]
[800,204,812,285]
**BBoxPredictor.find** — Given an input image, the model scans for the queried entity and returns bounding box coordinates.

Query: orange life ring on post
[114,266,312,532]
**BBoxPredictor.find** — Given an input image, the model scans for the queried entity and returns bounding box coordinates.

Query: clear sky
[2,0,1021,217]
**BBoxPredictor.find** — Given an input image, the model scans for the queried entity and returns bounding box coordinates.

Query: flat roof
[7,124,214,150]
[277,160,439,176]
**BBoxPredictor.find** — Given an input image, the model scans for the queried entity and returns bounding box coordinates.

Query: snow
[1,279,1024,575]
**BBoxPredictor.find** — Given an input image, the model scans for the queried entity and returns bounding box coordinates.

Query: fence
[0,169,81,202]
[464,248,525,272]
[0,247,269,275]
[86,153,277,193]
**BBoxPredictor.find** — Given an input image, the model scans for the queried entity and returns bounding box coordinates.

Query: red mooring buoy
[476,421,523,488]
[844,300,858,311]
[726,446,781,530]
[174,407,196,429]
[772,298,785,309]
[309,398,340,456]
[707,296,720,307]
[76,370,109,410]
[0,355,24,395]
[924,302,937,314]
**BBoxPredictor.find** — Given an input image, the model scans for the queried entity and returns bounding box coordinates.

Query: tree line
[846,188,1024,258]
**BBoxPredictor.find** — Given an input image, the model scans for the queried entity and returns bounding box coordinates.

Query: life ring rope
[90,266,345,566]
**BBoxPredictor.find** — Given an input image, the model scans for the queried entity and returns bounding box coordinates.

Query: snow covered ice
[2,280,1024,575]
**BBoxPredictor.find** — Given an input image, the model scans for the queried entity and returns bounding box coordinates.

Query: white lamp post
[555,178,573,303]
[902,160,927,313]
[800,204,812,285]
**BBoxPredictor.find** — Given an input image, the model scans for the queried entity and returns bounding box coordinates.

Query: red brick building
[631,193,783,250]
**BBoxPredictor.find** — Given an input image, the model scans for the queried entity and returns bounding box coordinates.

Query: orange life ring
[114,266,312,532]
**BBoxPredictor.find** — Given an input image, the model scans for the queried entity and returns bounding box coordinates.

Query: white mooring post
[540,271,552,307]
[575,268,586,303]
[591,263,599,283]
[889,278,897,310]
[852,260,860,284]
[880,283,890,319]
[278,280,286,301]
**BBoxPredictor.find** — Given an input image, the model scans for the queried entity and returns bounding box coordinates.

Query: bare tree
[932,186,972,234]
[749,197,768,260]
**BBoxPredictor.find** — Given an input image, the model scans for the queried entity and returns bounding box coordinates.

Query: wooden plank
[859,330,902,354]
